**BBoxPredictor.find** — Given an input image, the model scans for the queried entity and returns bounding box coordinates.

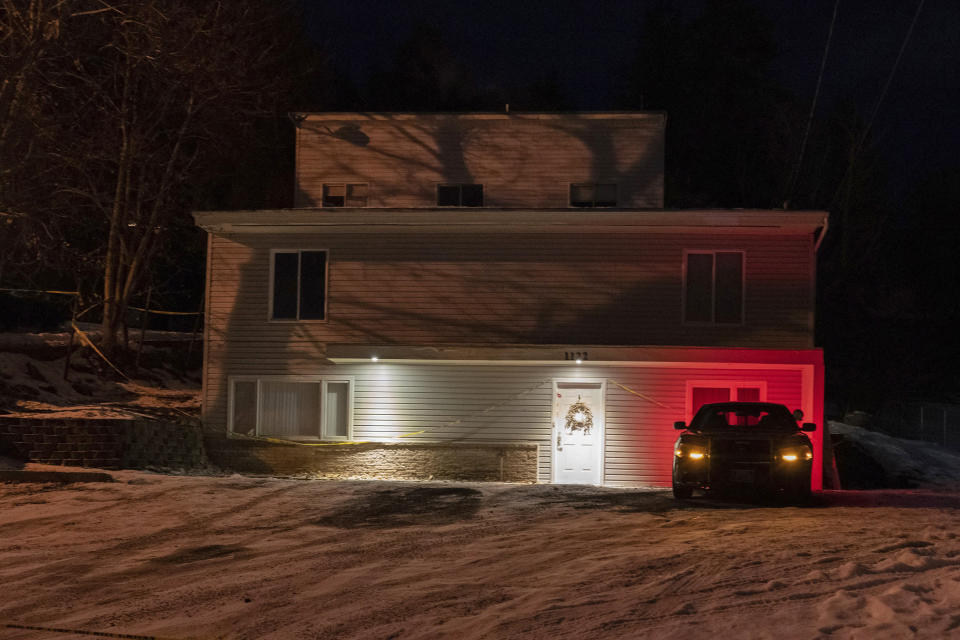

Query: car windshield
[690,403,798,431]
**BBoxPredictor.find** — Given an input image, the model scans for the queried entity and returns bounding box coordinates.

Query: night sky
[304,0,959,202]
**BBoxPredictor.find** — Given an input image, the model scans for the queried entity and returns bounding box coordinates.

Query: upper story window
[271,249,327,321]
[683,250,744,324]
[570,183,617,207]
[323,183,367,207]
[437,183,483,207]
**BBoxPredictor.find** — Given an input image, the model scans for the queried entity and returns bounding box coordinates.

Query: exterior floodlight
[575,358,583,364]
[371,356,379,362]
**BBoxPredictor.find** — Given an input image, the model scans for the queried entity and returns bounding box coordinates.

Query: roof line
[193,209,828,235]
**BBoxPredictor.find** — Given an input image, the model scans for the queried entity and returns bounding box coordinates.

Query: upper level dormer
[292,112,665,209]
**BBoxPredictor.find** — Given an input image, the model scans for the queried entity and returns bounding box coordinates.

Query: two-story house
[194,112,828,489]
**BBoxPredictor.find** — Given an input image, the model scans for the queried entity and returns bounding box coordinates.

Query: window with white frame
[271,250,327,320]
[570,183,617,207]
[230,377,353,440]
[322,183,368,207]
[683,250,744,324]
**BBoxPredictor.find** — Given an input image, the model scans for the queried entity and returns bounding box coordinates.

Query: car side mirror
[674,421,687,430]
[792,409,804,421]
[801,422,816,432]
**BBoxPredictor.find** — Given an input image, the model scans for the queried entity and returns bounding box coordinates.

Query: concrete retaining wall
[0,417,206,469]
[0,416,538,482]
[204,435,539,483]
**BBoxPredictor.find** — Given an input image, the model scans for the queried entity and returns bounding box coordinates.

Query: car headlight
[777,445,812,462]
[675,445,708,460]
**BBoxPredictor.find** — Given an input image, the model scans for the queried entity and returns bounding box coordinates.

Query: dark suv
[672,402,816,500]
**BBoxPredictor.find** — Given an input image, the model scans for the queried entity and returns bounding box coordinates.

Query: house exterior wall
[206,230,815,351]
[294,113,665,209]
[196,110,828,489]
[206,358,822,488]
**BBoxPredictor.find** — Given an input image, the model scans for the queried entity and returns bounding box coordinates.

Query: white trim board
[330,358,818,370]
[194,209,828,236]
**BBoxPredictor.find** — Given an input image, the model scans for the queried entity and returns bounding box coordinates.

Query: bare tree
[0,0,77,285]
[1,0,306,350]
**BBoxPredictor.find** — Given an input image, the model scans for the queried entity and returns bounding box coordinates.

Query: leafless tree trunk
[0,0,307,352]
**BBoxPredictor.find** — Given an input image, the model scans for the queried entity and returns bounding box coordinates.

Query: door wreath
[564,395,594,434]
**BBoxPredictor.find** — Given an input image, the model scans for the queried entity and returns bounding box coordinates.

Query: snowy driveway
[2,472,960,639]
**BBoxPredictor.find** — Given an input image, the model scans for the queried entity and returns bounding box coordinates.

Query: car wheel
[673,483,693,499]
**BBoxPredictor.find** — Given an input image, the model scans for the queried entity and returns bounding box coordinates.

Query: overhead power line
[783,0,840,209]
[830,0,926,209]
[858,0,926,157]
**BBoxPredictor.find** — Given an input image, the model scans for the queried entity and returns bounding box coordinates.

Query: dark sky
[304,0,959,201]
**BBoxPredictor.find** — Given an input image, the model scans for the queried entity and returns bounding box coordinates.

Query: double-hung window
[437,183,483,207]
[271,249,327,321]
[570,183,617,207]
[683,250,744,324]
[686,381,766,422]
[230,377,353,440]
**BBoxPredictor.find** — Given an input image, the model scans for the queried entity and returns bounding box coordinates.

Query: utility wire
[830,0,926,209]
[783,0,840,209]
[857,0,926,158]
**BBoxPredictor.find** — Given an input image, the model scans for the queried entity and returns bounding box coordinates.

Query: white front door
[553,381,605,485]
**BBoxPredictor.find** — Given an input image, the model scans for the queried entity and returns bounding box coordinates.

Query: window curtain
[259,381,320,437]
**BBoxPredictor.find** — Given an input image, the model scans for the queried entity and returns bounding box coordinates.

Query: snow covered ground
[5,331,960,637]
[3,470,960,639]
[0,325,200,420]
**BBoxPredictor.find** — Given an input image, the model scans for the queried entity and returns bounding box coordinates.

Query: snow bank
[0,322,198,349]
[830,420,960,489]
[0,331,199,420]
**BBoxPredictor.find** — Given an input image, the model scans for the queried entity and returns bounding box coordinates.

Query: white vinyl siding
[294,114,665,209]
[214,233,812,350]
[203,231,818,485]
[216,363,805,485]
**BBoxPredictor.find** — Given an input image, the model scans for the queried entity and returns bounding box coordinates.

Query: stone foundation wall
[0,417,206,469]
[0,416,538,482]
[204,435,539,483]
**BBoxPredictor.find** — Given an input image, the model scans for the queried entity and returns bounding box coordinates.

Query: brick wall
[0,417,206,469]
[204,435,539,483]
